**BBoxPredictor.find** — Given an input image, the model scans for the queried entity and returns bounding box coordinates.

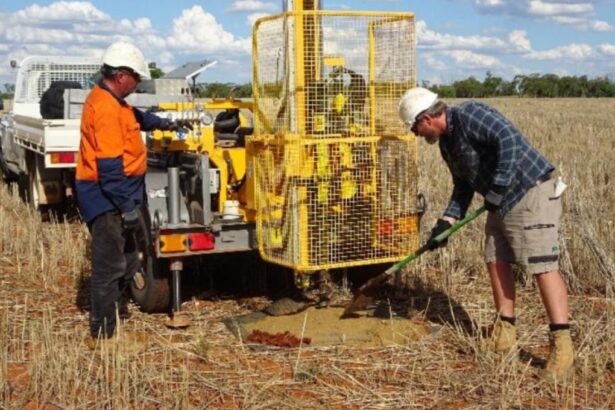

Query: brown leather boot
[493,320,517,353]
[86,330,148,354]
[541,329,574,382]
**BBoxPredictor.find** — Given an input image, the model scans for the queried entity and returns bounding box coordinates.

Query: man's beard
[425,135,438,145]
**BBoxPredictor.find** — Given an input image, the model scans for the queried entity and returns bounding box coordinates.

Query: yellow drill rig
[132,0,421,327]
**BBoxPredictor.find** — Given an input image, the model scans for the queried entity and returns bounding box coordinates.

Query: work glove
[484,185,506,212]
[426,218,452,251]
[122,208,141,231]
[170,119,194,131]
[159,119,194,132]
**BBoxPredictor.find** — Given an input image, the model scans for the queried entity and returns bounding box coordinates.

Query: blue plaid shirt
[440,101,554,219]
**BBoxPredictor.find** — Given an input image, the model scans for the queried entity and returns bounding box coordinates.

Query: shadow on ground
[370,276,476,335]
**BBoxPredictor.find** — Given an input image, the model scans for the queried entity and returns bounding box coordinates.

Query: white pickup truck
[0,56,101,208]
[0,56,192,209]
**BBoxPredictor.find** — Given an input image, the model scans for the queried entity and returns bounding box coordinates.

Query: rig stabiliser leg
[164,258,191,329]
[316,270,333,308]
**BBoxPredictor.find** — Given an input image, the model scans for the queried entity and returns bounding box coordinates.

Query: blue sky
[1,0,615,87]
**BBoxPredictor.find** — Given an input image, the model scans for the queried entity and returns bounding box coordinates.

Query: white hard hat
[398,87,438,131]
[102,41,151,80]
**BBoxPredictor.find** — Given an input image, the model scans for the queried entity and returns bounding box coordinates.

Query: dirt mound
[228,306,431,347]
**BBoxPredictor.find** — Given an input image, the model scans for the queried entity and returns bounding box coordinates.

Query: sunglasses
[411,113,426,135]
[121,69,141,83]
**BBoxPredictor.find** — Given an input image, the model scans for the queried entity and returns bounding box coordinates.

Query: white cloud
[14,1,110,22]
[228,1,277,12]
[416,20,509,51]
[551,16,614,32]
[552,15,586,25]
[247,12,269,27]
[591,20,614,32]
[599,43,615,55]
[476,0,594,17]
[6,26,74,43]
[476,0,505,6]
[527,1,593,17]
[445,50,502,68]
[168,6,251,55]
[508,30,531,52]
[525,43,595,60]
[0,2,252,87]
[424,54,447,70]
[474,0,606,30]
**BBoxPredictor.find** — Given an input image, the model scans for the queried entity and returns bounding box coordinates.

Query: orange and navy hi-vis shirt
[76,83,164,223]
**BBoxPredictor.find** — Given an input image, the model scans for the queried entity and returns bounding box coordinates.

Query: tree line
[428,72,615,98]
[4,71,614,100]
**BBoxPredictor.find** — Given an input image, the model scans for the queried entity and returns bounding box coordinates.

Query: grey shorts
[484,178,562,274]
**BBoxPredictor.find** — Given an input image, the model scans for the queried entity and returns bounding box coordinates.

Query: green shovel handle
[383,206,486,276]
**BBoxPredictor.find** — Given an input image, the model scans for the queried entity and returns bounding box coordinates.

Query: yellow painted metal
[149,98,253,154]
[158,100,253,111]
[160,234,187,253]
[323,56,345,67]
[148,97,257,222]
[252,10,418,271]
[209,147,248,214]
[368,23,376,136]
[149,127,215,153]
[294,8,306,137]
[238,140,257,212]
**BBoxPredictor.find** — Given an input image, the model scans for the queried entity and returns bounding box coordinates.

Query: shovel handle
[384,206,486,276]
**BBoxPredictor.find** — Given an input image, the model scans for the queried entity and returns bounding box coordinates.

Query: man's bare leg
[535,271,569,324]
[487,261,515,317]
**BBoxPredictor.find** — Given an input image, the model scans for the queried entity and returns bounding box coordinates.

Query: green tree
[1,83,15,99]
[429,84,456,98]
[453,76,484,98]
[149,67,165,79]
[422,72,615,98]
[482,71,504,96]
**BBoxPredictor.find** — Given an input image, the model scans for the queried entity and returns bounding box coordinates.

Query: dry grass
[1,98,615,409]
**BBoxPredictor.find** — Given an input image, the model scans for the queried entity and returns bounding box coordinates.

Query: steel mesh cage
[252,11,419,271]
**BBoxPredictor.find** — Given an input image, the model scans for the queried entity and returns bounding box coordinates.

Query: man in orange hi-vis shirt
[76,41,175,349]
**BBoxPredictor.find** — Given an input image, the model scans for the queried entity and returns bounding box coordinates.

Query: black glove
[122,208,140,231]
[484,185,506,212]
[160,119,194,132]
[171,119,194,131]
[426,218,452,251]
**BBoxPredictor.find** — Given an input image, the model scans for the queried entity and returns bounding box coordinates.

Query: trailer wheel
[130,208,170,313]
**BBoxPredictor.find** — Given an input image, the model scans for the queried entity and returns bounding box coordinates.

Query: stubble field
[1,98,614,409]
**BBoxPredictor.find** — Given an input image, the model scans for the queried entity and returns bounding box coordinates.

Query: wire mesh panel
[253,11,419,271]
[14,57,100,103]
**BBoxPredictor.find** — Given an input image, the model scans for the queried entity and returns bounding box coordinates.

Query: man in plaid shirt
[398,87,573,382]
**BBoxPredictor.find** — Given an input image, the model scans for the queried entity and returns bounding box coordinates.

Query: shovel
[341,206,486,318]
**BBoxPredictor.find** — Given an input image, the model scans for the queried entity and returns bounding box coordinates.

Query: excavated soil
[230,306,431,347]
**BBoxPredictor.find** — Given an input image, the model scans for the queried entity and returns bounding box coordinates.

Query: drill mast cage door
[252,10,420,271]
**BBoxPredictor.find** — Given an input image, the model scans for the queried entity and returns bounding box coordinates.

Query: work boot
[492,320,517,353]
[541,329,574,382]
[86,330,148,354]
[118,297,131,320]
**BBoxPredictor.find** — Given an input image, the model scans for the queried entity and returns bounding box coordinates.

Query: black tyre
[130,208,170,313]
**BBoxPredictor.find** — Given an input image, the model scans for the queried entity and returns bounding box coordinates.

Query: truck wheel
[130,209,170,313]
[19,153,40,210]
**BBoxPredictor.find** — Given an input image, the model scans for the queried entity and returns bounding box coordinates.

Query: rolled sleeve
[444,176,474,219]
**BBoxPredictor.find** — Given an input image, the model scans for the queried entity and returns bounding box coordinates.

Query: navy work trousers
[88,211,139,338]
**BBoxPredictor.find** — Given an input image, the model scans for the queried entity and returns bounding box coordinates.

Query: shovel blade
[340,272,390,318]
